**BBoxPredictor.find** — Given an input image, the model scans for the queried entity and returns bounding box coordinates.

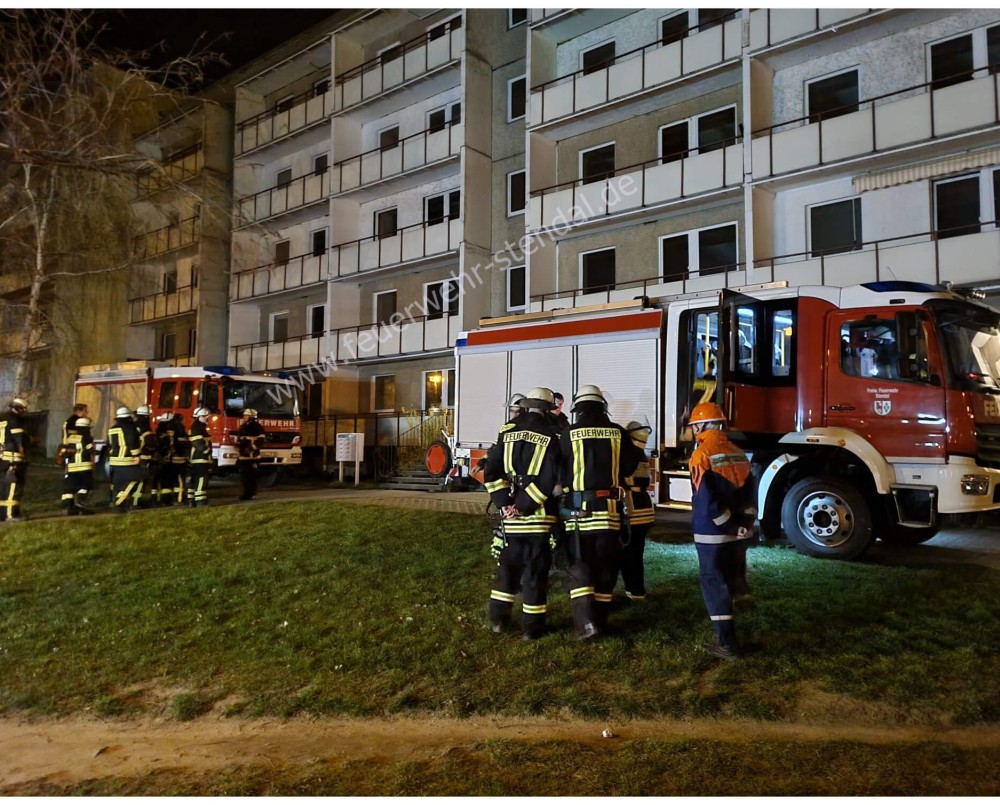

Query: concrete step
[378,480,445,492]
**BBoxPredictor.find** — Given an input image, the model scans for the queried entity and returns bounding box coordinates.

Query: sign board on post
[335,433,364,485]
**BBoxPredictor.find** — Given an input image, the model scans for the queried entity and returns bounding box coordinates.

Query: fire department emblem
[874,400,892,416]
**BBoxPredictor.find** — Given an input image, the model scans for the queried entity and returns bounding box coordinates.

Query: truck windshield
[930,301,1000,389]
[222,381,299,417]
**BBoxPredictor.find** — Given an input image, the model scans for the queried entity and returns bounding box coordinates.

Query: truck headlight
[960,474,989,495]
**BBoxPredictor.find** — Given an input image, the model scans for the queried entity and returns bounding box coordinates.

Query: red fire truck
[74,362,303,472]
[446,281,1000,560]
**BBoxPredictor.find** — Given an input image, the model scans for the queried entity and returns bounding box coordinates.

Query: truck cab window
[840,313,928,382]
[178,381,195,408]
[772,308,793,376]
[200,381,221,413]
[158,381,177,409]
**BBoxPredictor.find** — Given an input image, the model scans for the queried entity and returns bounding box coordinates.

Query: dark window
[306,382,323,417]
[661,234,689,281]
[931,34,973,89]
[311,229,326,256]
[581,143,615,184]
[661,13,689,46]
[374,375,395,410]
[808,70,859,123]
[376,208,398,239]
[178,380,195,408]
[993,169,1000,225]
[426,279,459,319]
[314,78,330,96]
[448,189,460,220]
[699,225,738,275]
[450,102,461,125]
[271,314,289,343]
[811,198,863,256]
[508,265,526,309]
[428,16,461,40]
[935,176,981,238]
[447,368,456,408]
[276,168,292,188]
[163,267,178,294]
[508,171,526,214]
[509,9,528,28]
[426,190,459,225]
[160,332,177,360]
[582,248,615,292]
[582,41,615,75]
[698,8,737,29]
[158,381,177,409]
[313,154,328,175]
[187,328,197,358]
[660,121,689,163]
[697,107,737,153]
[508,76,526,120]
[380,44,402,65]
[379,126,399,151]
[376,291,397,325]
[309,305,325,336]
[428,109,446,133]
[199,381,220,413]
[989,25,1000,74]
[275,96,294,113]
[275,240,290,266]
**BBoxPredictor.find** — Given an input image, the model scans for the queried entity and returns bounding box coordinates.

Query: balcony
[529,141,742,232]
[136,143,203,198]
[331,121,462,196]
[129,283,198,324]
[748,8,878,53]
[529,16,740,129]
[333,22,463,114]
[231,252,328,301]
[235,169,330,227]
[230,332,326,372]
[235,85,334,157]
[329,218,462,279]
[751,69,1000,182]
[133,215,199,260]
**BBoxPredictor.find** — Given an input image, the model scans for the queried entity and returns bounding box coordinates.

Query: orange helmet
[689,402,726,425]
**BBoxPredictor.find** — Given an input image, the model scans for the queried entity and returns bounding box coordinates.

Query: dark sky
[90,9,337,86]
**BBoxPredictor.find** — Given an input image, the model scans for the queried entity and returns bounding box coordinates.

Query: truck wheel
[259,468,283,488]
[781,477,875,560]
[877,523,939,546]
[424,440,452,478]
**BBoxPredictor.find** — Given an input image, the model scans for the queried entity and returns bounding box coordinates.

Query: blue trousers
[695,539,749,649]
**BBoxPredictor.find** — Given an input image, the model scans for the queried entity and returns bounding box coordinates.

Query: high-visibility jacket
[689,428,756,543]
[236,419,266,459]
[136,417,158,462]
[189,419,212,464]
[62,428,95,473]
[108,418,141,467]
[0,412,26,463]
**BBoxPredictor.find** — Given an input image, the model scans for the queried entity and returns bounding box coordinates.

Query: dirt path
[2,713,998,790]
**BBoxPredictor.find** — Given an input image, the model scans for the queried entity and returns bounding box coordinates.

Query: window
[661,13,689,46]
[994,169,1000,224]
[373,375,396,411]
[428,102,460,133]
[580,142,615,184]
[447,368,456,408]
[660,106,737,163]
[661,9,735,46]
[275,95,294,113]
[507,75,526,122]
[187,328,197,358]
[723,299,797,387]
[425,279,459,319]
[379,43,402,65]
[424,369,454,409]
[311,228,327,257]
[771,308,794,377]
[699,224,738,275]
[178,380,195,408]
[305,382,323,418]
[507,265,526,311]
[308,304,325,337]
[158,381,176,409]
[660,233,689,281]
[374,290,397,325]
[313,78,330,96]
[660,121,689,162]
[270,312,289,343]
[379,126,399,151]
[810,198,863,256]
[807,69,859,123]
[276,167,292,188]
[428,15,461,41]
[698,8,737,29]
[199,381,220,413]
[581,41,615,75]
[990,25,1000,74]
[426,189,460,225]
[313,154,328,175]
[581,248,615,292]
[508,9,528,28]
[160,332,176,360]
[163,267,178,294]
[931,33,973,89]
[840,314,929,382]
[274,239,290,266]
[507,170,526,215]
[697,107,737,153]
[935,175,980,239]
[375,208,398,239]
[660,223,738,280]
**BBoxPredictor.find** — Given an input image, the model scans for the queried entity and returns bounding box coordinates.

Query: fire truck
[73,362,303,472]
[445,281,1000,560]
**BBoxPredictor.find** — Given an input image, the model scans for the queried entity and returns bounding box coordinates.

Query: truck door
[825,309,946,460]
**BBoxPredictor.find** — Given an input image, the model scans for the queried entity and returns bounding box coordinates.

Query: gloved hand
[501,505,520,519]
[549,532,560,552]
[490,533,504,562]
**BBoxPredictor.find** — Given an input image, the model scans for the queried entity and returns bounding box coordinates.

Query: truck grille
[975,423,1000,468]
[264,431,293,446]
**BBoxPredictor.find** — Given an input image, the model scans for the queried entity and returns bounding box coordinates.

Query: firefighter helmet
[506,392,526,414]
[157,413,172,423]
[626,420,652,447]
[75,417,92,429]
[572,384,607,411]
[193,406,211,419]
[115,406,133,418]
[136,405,151,417]
[689,402,726,425]
[243,408,258,418]
[9,397,28,412]
[523,387,554,411]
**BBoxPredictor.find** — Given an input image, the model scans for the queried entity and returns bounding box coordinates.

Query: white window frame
[377,124,400,151]
[373,289,398,325]
[310,226,328,256]
[424,189,460,224]
[507,75,527,122]
[274,238,291,266]
[313,153,329,175]
[578,140,616,183]
[806,196,863,256]
[506,264,527,312]
[508,9,528,29]
[268,310,290,343]
[657,104,737,161]
[276,166,293,187]
[306,303,326,337]
[658,221,740,279]
[580,38,616,73]
[428,12,462,41]
[372,374,396,412]
[657,10,691,46]
[805,66,860,121]
[275,94,295,113]
[506,169,527,216]
[375,207,398,239]
[933,172,985,237]
[187,328,197,358]
[162,266,178,294]
[313,77,330,96]
[422,368,451,411]
[377,41,402,64]
[926,25,999,83]
[160,331,177,360]
[578,246,616,290]
[424,277,460,318]
[426,101,461,132]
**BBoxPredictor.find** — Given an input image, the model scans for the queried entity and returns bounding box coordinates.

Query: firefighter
[135,404,158,508]
[688,401,758,660]
[0,397,30,523]
[559,384,642,638]
[107,406,143,514]
[63,403,88,444]
[483,387,562,640]
[619,420,655,602]
[236,408,266,501]
[167,412,190,505]
[151,413,174,505]
[550,392,570,432]
[60,416,95,515]
[187,406,212,507]
[476,393,526,476]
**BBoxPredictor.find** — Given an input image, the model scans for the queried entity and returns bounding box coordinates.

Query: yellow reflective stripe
[485,479,509,493]
[524,483,546,505]
[610,431,620,486]
[527,441,545,476]
[491,590,516,603]
[572,438,584,490]
[594,593,614,603]
[503,439,514,477]
[570,586,594,599]
[522,604,547,614]
[10,428,23,435]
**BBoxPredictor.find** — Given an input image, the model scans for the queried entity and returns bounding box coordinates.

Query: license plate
[261,451,277,458]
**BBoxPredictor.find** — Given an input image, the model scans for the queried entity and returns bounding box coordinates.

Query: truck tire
[424,440,452,478]
[877,523,939,546]
[259,468,283,488]
[781,477,875,560]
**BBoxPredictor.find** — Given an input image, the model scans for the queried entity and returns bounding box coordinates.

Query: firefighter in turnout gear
[483,387,562,640]
[559,385,643,638]
[150,413,173,505]
[135,405,158,508]
[108,406,143,513]
[60,416,95,515]
[688,402,757,661]
[187,407,212,506]
[0,397,30,522]
[62,403,88,445]
[619,420,655,601]
[236,408,266,501]
[162,413,189,505]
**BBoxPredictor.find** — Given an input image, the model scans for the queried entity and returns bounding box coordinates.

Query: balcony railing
[129,283,198,324]
[748,8,875,52]
[230,332,327,372]
[133,215,199,260]
[333,20,463,113]
[136,143,203,198]
[235,168,330,226]
[235,84,334,156]
[528,140,742,231]
[529,14,740,128]
[159,353,196,368]
[529,8,568,26]
[332,121,463,194]
[231,252,328,301]
[329,217,462,278]
[752,67,1000,180]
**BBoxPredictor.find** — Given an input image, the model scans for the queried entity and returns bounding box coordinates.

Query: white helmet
[626,420,651,447]
[506,392,526,414]
[75,417,92,428]
[572,384,607,411]
[157,413,172,423]
[243,408,258,418]
[523,386,554,411]
[193,406,211,418]
[115,406,134,418]
[136,405,151,416]
[9,397,28,412]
